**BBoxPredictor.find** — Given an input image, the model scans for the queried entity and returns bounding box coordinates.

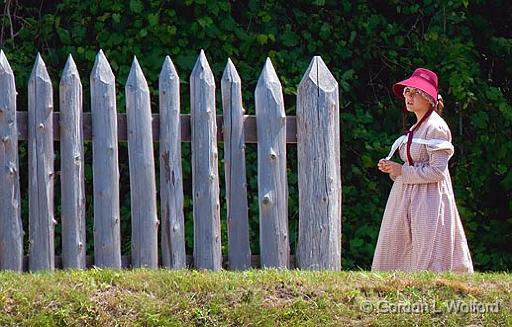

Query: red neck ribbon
[404,107,435,166]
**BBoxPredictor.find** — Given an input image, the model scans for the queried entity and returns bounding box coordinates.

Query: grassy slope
[0,269,510,326]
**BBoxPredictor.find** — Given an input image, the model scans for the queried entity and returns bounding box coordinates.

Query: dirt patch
[261,281,324,308]
[431,279,483,297]
[89,285,139,321]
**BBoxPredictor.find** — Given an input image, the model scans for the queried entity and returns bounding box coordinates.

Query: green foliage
[0,0,510,271]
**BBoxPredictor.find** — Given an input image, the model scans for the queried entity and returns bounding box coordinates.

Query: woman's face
[403,87,431,113]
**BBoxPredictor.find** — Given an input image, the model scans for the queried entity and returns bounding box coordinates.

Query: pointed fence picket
[126,57,159,268]
[190,50,222,271]
[28,54,55,272]
[90,50,121,269]
[0,50,23,272]
[59,55,86,269]
[221,59,251,270]
[0,50,341,272]
[159,56,186,269]
[255,58,290,269]
[296,56,342,270]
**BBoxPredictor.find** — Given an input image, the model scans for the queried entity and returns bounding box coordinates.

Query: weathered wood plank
[126,57,158,268]
[59,54,86,269]
[28,53,55,271]
[159,56,186,269]
[0,50,23,271]
[190,50,222,271]
[15,113,298,143]
[221,59,251,270]
[90,50,121,269]
[255,58,289,268]
[296,56,342,270]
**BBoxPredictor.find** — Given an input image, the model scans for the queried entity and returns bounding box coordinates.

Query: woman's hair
[436,94,444,116]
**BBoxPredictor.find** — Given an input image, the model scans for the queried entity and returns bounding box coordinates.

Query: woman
[371,68,474,273]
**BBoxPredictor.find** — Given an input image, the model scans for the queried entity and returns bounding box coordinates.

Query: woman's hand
[377,159,402,177]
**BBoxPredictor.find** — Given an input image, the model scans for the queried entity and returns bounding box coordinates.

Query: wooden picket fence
[0,49,341,272]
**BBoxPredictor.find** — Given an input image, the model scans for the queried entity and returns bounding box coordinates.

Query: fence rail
[15,112,298,142]
[0,49,341,272]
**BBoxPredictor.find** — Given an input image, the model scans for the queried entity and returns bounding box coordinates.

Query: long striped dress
[371,111,474,273]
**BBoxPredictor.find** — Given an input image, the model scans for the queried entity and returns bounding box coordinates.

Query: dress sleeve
[401,124,454,184]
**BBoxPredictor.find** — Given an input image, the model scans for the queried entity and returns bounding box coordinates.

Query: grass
[0,269,509,326]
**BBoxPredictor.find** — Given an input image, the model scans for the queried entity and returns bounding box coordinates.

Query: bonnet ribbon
[403,107,435,165]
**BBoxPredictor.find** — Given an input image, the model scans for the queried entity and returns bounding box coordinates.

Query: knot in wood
[269,148,277,160]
